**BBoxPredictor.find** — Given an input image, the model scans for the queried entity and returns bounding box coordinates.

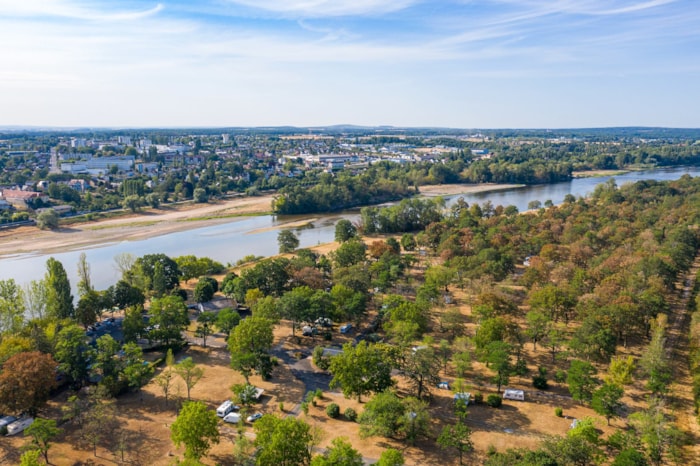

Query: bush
[487,444,498,456]
[533,374,549,390]
[312,346,330,371]
[555,407,563,417]
[326,403,340,418]
[473,392,483,404]
[344,407,357,422]
[486,394,502,408]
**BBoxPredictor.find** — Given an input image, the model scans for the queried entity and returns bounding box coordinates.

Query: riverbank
[0,183,521,258]
[0,194,277,257]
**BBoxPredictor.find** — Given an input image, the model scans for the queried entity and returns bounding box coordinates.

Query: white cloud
[223,0,421,17]
[0,0,164,21]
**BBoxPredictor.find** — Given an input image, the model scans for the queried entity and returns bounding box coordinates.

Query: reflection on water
[0,166,698,294]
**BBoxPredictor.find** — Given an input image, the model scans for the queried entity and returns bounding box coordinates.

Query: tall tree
[154,349,176,407]
[567,360,598,404]
[591,383,624,426]
[0,278,25,334]
[311,437,363,466]
[437,423,474,466]
[254,415,313,466]
[329,341,394,402]
[170,401,220,461]
[76,252,93,297]
[334,219,358,243]
[195,311,217,347]
[400,346,441,400]
[278,229,300,254]
[228,316,274,382]
[25,418,61,464]
[45,257,74,319]
[0,351,57,416]
[55,324,91,387]
[175,357,204,400]
[23,279,49,320]
[149,295,189,348]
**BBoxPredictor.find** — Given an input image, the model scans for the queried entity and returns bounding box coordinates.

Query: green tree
[254,415,313,466]
[525,310,549,351]
[331,239,367,268]
[400,233,416,251]
[567,360,598,404]
[110,280,145,309]
[36,209,59,230]
[0,351,57,416]
[358,391,405,439]
[376,448,405,466]
[122,194,143,212]
[55,325,91,387]
[591,383,624,426]
[193,188,208,203]
[155,349,176,407]
[311,437,363,466]
[19,450,43,466]
[45,257,74,319]
[122,305,145,343]
[278,229,300,254]
[0,278,25,334]
[437,423,474,466]
[277,285,314,336]
[400,346,441,399]
[485,341,512,394]
[121,342,152,390]
[194,277,217,303]
[75,290,103,330]
[149,295,189,348]
[215,307,240,337]
[76,252,93,297]
[228,316,274,382]
[175,357,205,400]
[170,401,220,460]
[613,449,649,466]
[628,397,683,466]
[25,418,61,464]
[195,311,216,347]
[334,219,358,243]
[329,341,394,402]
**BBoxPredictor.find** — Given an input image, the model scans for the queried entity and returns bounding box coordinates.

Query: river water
[1,166,699,293]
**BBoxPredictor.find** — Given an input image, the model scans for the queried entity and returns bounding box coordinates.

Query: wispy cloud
[0,0,164,21]
[222,0,421,17]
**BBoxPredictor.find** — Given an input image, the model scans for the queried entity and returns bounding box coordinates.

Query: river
[1,166,699,293]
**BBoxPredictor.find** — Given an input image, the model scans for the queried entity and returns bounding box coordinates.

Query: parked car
[302,325,317,336]
[223,412,241,424]
[339,323,353,334]
[246,412,263,423]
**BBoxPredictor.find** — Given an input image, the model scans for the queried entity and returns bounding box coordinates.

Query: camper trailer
[503,389,525,401]
[6,417,34,436]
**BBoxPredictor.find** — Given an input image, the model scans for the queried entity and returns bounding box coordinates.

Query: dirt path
[667,257,700,460]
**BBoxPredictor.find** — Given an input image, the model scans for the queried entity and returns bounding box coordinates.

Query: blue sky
[1,0,699,128]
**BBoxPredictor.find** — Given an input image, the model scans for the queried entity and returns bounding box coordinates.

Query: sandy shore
[572,169,630,178]
[0,183,520,258]
[0,194,276,257]
[418,182,523,197]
